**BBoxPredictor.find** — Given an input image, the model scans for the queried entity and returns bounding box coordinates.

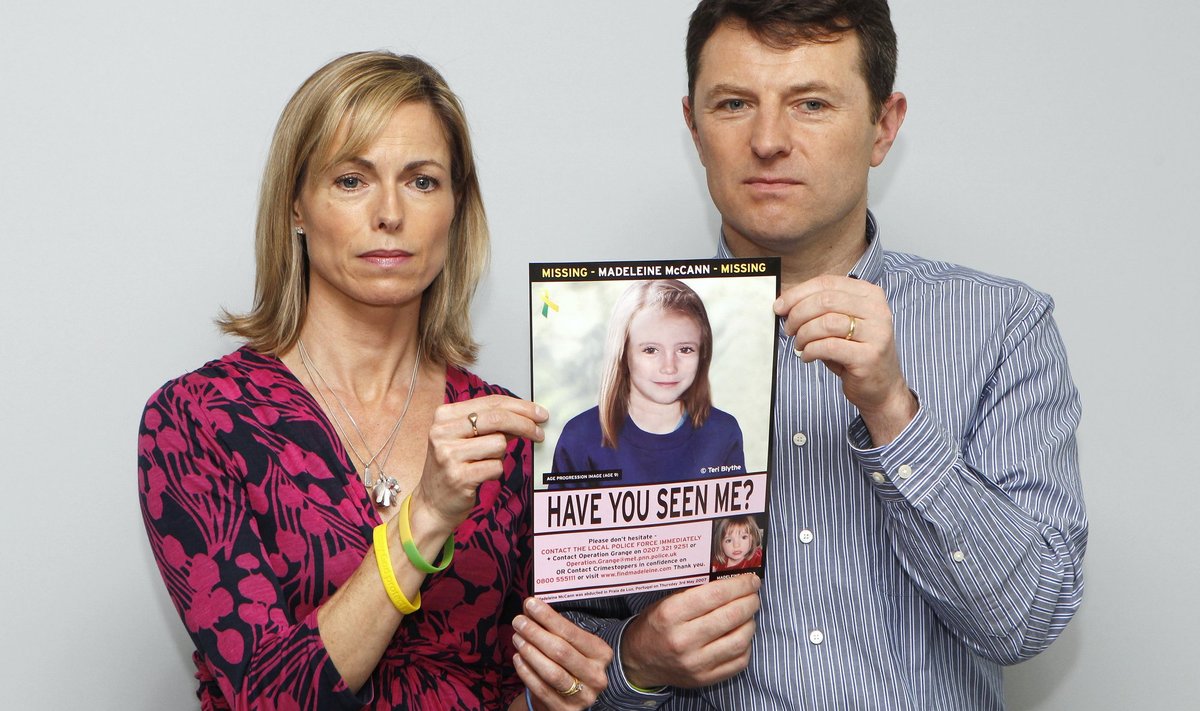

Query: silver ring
[467,412,479,437]
[557,677,583,697]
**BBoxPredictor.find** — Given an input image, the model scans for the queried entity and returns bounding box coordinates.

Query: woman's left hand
[512,597,612,710]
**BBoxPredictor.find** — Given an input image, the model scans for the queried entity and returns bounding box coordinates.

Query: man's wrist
[616,615,672,696]
[860,387,919,446]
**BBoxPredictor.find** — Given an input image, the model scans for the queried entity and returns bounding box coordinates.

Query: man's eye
[801,100,824,112]
[723,99,747,111]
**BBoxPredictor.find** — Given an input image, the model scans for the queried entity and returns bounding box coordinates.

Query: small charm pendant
[373,476,401,508]
[362,465,375,488]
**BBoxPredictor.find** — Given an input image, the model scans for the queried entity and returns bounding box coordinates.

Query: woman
[138,52,608,710]
[551,279,745,485]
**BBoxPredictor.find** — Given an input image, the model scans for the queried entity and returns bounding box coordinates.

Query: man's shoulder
[881,249,1054,309]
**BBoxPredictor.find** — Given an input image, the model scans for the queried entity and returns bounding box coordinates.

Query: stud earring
[295,227,305,238]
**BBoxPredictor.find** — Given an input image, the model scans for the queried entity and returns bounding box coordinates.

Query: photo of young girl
[551,279,746,485]
[711,515,765,572]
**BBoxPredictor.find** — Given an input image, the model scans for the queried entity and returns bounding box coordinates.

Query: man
[554,1,1087,709]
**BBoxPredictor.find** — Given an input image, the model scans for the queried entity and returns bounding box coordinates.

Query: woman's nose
[375,185,404,232]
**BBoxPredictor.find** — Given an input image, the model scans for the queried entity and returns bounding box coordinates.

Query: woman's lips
[360,250,412,268]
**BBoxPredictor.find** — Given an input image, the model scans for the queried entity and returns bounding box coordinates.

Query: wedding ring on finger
[556,676,583,697]
[467,412,479,437]
[845,316,858,341]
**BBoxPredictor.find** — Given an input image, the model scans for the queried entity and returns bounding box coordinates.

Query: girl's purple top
[138,347,529,710]
[551,405,745,486]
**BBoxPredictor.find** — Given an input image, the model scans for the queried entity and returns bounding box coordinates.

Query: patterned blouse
[138,347,529,710]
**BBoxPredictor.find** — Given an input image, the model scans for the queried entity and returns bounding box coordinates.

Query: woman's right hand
[413,394,547,530]
[512,597,613,710]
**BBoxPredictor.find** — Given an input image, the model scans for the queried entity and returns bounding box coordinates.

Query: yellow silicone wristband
[373,520,420,614]
[398,494,455,574]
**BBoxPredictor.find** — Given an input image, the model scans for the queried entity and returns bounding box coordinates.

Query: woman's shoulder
[145,346,290,412]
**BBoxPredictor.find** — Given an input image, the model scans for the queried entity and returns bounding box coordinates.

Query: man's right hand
[620,574,761,689]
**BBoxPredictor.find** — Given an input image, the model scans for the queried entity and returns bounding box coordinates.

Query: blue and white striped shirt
[563,213,1086,710]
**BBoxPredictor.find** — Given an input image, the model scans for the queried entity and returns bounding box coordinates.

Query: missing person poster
[530,258,779,602]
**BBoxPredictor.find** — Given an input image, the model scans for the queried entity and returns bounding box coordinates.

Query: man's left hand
[775,274,918,446]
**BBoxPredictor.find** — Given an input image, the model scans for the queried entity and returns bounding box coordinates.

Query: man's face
[684,21,903,258]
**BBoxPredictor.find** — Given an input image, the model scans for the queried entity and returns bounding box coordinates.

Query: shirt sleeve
[557,596,675,710]
[848,293,1086,665]
[138,380,369,710]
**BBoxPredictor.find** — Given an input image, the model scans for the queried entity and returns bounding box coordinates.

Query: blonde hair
[711,515,764,567]
[218,51,488,366]
[597,279,714,448]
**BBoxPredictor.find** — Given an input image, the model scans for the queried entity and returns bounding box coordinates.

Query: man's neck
[723,216,870,289]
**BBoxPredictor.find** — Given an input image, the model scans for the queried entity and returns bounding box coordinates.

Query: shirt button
[809,629,824,645]
[799,529,814,544]
[897,464,914,479]
[792,432,808,446]
[952,550,966,562]
[871,471,887,484]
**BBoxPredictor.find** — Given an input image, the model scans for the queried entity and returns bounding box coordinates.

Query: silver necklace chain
[296,339,422,507]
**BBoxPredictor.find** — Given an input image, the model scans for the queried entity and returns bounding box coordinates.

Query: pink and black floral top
[138,347,529,710]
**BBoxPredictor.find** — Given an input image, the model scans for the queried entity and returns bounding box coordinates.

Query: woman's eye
[335,175,363,190]
[412,175,438,191]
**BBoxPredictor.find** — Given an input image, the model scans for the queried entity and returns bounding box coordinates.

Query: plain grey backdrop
[2,1,1196,708]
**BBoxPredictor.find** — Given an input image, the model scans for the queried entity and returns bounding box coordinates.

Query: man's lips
[745,176,801,188]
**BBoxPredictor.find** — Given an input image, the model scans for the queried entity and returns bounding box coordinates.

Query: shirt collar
[714,210,885,285]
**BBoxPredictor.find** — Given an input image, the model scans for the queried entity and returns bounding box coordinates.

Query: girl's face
[626,308,702,408]
[721,524,753,565]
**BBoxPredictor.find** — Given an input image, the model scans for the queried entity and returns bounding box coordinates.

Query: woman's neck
[282,292,425,405]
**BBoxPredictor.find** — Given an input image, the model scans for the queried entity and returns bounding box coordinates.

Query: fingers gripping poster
[530,258,779,602]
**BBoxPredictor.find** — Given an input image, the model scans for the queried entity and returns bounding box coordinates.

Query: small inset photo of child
[711,514,765,572]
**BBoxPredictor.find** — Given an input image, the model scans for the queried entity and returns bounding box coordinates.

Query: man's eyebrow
[704,80,840,98]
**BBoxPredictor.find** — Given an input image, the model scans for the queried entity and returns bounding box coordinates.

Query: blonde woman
[138,52,608,710]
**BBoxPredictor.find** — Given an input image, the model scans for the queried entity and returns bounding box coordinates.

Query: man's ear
[683,95,705,165]
[871,92,907,167]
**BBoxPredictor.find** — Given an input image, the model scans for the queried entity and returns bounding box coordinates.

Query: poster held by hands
[530,258,779,602]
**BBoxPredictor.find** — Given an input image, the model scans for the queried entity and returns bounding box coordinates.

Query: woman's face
[293,101,455,312]
[721,524,753,565]
[626,307,702,408]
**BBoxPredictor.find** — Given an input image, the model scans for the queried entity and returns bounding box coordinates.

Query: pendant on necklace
[362,465,375,488]
[373,476,401,508]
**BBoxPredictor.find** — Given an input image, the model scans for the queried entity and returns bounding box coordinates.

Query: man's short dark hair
[686,0,897,121]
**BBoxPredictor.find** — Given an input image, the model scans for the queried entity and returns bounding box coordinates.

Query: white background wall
[2,1,1196,708]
